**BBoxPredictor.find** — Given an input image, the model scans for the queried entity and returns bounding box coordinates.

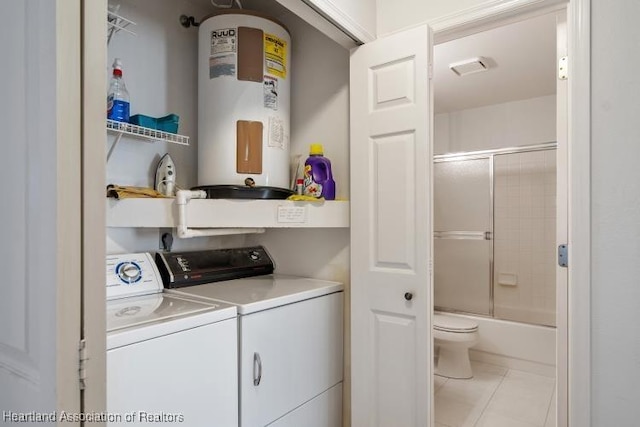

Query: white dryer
[168,273,345,427]
[106,253,238,426]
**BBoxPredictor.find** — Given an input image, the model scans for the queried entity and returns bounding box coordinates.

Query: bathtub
[435,311,556,377]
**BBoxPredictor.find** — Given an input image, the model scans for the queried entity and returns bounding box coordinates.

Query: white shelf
[107,198,350,229]
[106,120,190,146]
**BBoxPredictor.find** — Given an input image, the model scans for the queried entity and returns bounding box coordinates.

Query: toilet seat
[434,314,478,333]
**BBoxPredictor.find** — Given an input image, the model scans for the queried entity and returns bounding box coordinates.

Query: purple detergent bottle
[303,143,336,200]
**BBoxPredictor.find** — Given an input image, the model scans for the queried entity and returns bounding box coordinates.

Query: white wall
[274,2,350,201]
[107,0,207,190]
[591,0,640,424]
[376,0,485,36]
[435,95,556,154]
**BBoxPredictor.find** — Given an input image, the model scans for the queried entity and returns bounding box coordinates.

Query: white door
[0,0,82,420]
[82,0,108,417]
[350,25,432,427]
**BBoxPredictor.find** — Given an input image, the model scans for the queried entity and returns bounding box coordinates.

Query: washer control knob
[117,262,142,284]
[249,251,261,261]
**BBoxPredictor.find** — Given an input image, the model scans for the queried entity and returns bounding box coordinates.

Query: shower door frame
[433,151,495,317]
[434,142,558,321]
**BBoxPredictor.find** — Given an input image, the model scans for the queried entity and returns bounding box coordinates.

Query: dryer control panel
[106,253,163,300]
[156,246,274,288]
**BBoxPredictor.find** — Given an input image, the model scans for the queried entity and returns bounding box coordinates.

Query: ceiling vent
[449,57,489,76]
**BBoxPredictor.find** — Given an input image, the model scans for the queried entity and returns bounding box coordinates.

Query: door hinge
[428,63,433,80]
[558,244,568,267]
[558,56,568,80]
[78,339,88,391]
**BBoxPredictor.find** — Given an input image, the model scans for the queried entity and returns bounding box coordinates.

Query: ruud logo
[211,28,236,39]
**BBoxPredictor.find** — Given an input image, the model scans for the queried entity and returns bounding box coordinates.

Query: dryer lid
[434,314,478,332]
[167,274,344,314]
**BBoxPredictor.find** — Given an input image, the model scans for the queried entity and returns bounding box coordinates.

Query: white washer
[168,274,345,427]
[106,253,238,427]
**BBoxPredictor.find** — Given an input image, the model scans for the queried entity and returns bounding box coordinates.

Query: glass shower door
[434,157,492,315]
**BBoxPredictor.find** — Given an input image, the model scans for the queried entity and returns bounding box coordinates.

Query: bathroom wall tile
[507,205,520,219]
[532,182,545,198]
[493,149,556,327]
[532,206,545,220]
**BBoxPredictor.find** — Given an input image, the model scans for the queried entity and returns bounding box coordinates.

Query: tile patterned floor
[434,362,556,427]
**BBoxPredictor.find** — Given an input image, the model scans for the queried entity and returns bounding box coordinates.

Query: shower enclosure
[434,143,557,327]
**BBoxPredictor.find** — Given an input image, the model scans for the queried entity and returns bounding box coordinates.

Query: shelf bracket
[106,132,124,162]
[175,190,266,238]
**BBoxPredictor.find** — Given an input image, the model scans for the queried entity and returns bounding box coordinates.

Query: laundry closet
[103,0,355,425]
[95,0,432,424]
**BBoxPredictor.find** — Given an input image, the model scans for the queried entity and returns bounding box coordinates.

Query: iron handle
[405,292,413,301]
[253,352,262,386]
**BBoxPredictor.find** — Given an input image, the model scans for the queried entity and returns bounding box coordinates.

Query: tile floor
[434,361,556,427]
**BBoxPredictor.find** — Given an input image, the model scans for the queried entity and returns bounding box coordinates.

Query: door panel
[0,0,82,418]
[372,311,418,426]
[350,24,432,427]
[372,132,416,269]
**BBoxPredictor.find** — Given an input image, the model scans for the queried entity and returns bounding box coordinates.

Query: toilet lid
[434,314,478,333]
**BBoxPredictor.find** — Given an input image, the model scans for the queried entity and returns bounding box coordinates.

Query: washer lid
[167,274,344,314]
[106,293,237,350]
[434,314,478,332]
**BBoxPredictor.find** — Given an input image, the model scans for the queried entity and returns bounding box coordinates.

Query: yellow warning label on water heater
[264,33,287,79]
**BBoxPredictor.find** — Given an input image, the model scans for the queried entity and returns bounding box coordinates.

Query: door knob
[404,292,413,301]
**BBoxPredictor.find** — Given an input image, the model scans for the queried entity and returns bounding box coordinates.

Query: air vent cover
[449,57,489,76]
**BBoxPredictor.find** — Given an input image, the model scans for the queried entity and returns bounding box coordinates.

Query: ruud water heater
[198,11,291,197]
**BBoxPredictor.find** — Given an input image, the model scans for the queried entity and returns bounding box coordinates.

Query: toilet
[434,313,479,379]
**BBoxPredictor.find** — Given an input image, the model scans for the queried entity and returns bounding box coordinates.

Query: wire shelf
[107,8,136,44]
[107,120,190,145]
[106,120,190,162]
